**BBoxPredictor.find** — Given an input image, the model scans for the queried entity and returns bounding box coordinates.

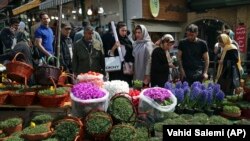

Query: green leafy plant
[42,138,59,141]
[5,136,24,141]
[223,105,241,115]
[86,111,112,135]
[0,118,22,129]
[237,101,250,109]
[54,121,80,141]
[108,96,135,123]
[135,127,149,141]
[38,87,67,96]
[22,124,50,135]
[234,119,250,125]
[163,112,179,119]
[208,116,232,125]
[31,114,54,125]
[0,132,6,138]
[133,80,143,88]
[110,124,136,141]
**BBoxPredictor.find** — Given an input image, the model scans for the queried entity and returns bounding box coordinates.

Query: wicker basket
[6,52,34,85]
[9,91,36,106]
[3,123,22,135]
[52,116,84,141]
[34,64,61,85]
[0,91,10,105]
[85,110,113,141]
[21,130,53,141]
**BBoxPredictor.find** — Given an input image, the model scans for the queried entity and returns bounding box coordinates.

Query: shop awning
[12,0,41,15]
[132,20,182,32]
[39,0,72,10]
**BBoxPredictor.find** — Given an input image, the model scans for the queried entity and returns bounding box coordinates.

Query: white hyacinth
[104,80,129,98]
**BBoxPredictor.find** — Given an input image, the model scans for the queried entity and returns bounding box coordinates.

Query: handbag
[123,62,133,75]
[105,56,121,72]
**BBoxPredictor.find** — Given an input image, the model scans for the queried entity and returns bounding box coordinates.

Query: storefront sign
[235,25,247,52]
[150,0,160,17]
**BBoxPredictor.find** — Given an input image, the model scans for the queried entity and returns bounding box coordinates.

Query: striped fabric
[39,0,72,10]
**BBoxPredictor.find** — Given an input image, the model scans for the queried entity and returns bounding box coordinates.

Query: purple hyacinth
[200,90,208,103]
[190,86,201,100]
[206,89,213,105]
[174,88,184,103]
[182,81,189,88]
[191,81,201,89]
[215,90,225,102]
[213,84,221,94]
[175,81,182,89]
[164,82,173,91]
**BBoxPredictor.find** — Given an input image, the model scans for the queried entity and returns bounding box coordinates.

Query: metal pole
[80,0,86,19]
[56,1,62,67]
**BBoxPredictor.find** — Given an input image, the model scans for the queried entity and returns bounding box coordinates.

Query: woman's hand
[111,41,120,53]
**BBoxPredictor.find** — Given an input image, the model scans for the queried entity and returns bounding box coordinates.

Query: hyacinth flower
[164,81,174,92]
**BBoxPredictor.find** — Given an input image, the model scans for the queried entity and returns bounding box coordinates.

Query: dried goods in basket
[5,52,34,86]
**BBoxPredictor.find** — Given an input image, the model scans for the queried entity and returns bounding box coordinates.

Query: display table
[0,102,71,126]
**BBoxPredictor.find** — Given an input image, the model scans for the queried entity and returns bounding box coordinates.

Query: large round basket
[85,110,113,140]
[6,53,34,85]
[9,91,36,106]
[34,64,61,85]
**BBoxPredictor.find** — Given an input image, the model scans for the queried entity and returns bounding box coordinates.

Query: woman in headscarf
[215,33,242,95]
[132,25,154,86]
[151,34,175,87]
[107,21,134,86]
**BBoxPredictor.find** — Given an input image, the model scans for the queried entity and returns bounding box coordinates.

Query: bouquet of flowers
[70,82,109,117]
[104,80,129,98]
[138,87,177,121]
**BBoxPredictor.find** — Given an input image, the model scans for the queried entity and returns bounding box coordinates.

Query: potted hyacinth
[104,80,129,98]
[138,87,177,122]
[70,82,109,118]
[165,81,225,115]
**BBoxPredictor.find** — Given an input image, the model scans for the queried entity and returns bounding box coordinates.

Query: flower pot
[221,112,241,118]
[3,123,22,135]
[21,130,53,141]
[9,91,36,106]
[38,93,67,107]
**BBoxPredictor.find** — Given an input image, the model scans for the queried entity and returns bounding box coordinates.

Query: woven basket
[35,64,61,85]
[85,110,113,141]
[0,91,10,105]
[3,123,22,135]
[52,116,84,141]
[21,130,53,141]
[9,91,36,106]
[6,52,34,85]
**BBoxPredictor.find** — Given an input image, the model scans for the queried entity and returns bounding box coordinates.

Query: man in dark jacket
[0,18,20,55]
[58,22,73,73]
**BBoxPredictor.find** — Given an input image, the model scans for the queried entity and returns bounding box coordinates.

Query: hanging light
[28,18,31,22]
[98,6,104,14]
[72,10,77,14]
[87,8,92,15]
[62,14,65,19]
[51,16,55,20]
[78,8,82,14]
[73,15,76,19]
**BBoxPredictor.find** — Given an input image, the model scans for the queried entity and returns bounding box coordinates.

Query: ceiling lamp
[98,7,104,14]
[87,8,93,15]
